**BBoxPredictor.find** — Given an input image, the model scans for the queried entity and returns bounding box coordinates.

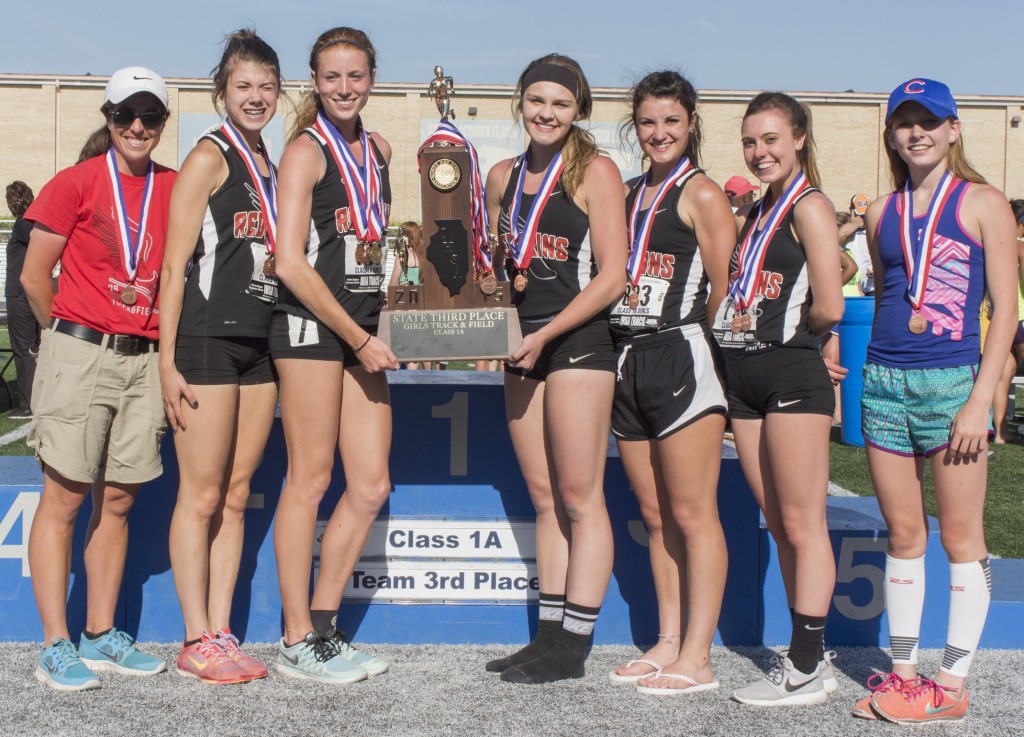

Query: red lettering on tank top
[233,211,265,238]
[532,233,569,261]
[335,207,351,234]
[755,270,783,300]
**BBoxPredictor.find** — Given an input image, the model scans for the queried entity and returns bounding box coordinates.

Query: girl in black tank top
[159,30,283,682]
[607,71,736,693]
[269,27,397,683]
[482,54,628,685]
[724,93,846,706]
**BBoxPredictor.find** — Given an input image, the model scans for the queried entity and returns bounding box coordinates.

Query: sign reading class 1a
[377,65,521,362]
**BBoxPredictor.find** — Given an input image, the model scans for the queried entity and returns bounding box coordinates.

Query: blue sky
[7,0,1021,96]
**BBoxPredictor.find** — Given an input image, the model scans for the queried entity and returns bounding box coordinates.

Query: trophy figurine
[429,66,455,120]
[376,66,520,362]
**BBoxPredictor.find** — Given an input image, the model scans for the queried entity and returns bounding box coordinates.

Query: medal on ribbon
[105,148,154,305]
[219,120,279,277]
[898,170,955,335]
[625,157,696,309]
[728,171,809,330]
[506,151,565,291]
[419,119,494,278]
[314,113,386,245]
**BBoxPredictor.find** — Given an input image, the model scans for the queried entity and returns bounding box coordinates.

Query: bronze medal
[513,272,528,292]
[369,242,382,265]
[480,272,497,295]
[908,314,927,335]
[120,286,137,306]
[627,287,640,310]
[355,242,367,266]
[731,312,751,333]
[263,253,276,278]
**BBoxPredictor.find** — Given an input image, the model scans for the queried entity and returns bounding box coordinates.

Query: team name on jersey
[334,203,390,235]
[731,270,784,300]
[500,232,570,262]
[641,251,675,280]
[233,211,266,239]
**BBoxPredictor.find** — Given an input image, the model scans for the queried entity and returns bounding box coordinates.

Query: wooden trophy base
[377,307,522,361]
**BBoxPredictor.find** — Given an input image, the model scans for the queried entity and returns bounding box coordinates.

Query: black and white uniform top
[498,160,595,321]
[179,128,277,338]
[610,173,707,341]
[712,188,820,352]
[274,127,391,329]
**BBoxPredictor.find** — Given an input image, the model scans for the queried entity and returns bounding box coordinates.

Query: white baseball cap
[104,66,168,108]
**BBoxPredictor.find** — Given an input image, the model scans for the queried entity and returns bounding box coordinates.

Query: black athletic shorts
[612,324,727,440]
[504,316,615,381]
[175,335,276,385]
[722,345,834,420]
[269,311,373,368]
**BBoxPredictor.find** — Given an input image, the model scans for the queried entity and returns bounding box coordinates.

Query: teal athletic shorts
[860,362,990,457]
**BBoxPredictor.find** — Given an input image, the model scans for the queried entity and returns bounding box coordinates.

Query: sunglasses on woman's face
[108,107,168,128]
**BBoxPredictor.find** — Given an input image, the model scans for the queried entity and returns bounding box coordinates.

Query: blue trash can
[838,296,875,447]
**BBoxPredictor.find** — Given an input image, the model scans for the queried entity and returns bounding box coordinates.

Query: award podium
[377,67,521,362]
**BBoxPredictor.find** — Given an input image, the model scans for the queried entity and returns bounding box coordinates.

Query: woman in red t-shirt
[22,67,175,691]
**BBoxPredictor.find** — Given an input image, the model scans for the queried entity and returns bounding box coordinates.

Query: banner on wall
[177,113,287,168]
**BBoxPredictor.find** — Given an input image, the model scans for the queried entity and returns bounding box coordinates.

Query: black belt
[50,319,157,356]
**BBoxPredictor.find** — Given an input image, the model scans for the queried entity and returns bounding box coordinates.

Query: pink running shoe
[216,629,269,680]
[176,632,252,685]
[871,677,968,724]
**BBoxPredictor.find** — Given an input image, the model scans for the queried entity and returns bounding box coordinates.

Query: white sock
[941,558,992,678]
[884,554,926,666]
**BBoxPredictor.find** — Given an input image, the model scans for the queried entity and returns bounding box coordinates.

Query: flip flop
[636,671,721,696]
[608,658,661,684]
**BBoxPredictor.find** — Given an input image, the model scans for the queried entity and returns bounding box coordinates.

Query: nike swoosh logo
[281,652,300,666]
[569,353,595,364]
[777,399,801,408]
[803,624,825,631]
[655,208,667,214]
[925,701,960,715]
[132,75,153,80]
[783,677,815,693]
[188,656,208,670]
[673,386,687,397]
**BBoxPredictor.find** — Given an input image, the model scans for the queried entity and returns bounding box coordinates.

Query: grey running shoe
[276,632,367,685]
[732,653,827,706]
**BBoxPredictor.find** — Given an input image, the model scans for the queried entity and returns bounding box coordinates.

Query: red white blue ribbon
[728,171,808,310]
[314,112,386,243]
[105,147,153,281]
[219,120,277,253]
[507,151,564,271]
[419,119,492,269]
[626,157,695,286]
[898,169,955,310]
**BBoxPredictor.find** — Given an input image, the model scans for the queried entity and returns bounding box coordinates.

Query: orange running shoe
[176,632,252,685]
[871,677,968,724]
[851,672,906,720]
[216,629,269,680]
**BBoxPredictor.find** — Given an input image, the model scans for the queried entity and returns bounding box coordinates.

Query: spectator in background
[5,181,40,419]
[723,175,759,211]
[841,193,873,295]
[990,198,1024,443]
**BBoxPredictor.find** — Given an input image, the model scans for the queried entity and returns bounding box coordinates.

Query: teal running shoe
[35,637,101,691]
[276,632,367,684]
[79,628,167,676]
[325,627,389,676]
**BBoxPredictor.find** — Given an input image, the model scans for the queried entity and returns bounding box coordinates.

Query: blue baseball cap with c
[886,78,958,123]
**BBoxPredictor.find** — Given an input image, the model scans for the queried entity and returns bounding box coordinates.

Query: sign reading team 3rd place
[313,519,539,603]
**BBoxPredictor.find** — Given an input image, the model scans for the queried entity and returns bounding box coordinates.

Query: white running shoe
[732,653,828,706]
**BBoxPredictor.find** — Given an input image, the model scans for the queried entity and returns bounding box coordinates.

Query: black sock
[310,610,339,638]
[500,601,598,685]
[485,593,564,673]
[789,612,827,675]
[183,637,202,648]
[789,607,795,623]
[83,627,112,640]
